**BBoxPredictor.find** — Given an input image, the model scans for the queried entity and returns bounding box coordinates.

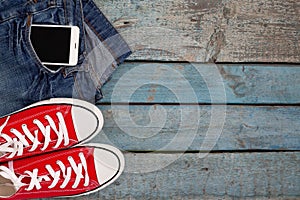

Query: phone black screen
[30,26,71,64]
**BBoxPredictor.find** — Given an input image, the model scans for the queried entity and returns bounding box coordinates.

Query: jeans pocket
[24,15,47,72]
[24,6,67,73]
[25,16,63,73]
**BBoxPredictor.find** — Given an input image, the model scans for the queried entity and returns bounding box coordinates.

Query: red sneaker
[0,98,103,162]
[0,144,124,199]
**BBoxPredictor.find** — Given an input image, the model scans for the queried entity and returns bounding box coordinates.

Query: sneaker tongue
[18,174,55,190]
[20,176,31,185]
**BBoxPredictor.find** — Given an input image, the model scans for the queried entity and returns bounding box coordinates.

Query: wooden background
[80,0,299,199]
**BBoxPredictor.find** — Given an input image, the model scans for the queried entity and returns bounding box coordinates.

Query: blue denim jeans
[0,0,131,116]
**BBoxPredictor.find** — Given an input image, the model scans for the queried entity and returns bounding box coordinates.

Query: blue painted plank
[92,105,300,151]
[95,0,300,63]
[98,63,300,104]
[53,152,299,199]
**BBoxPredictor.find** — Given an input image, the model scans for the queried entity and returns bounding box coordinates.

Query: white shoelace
[0,153,89,192]
[0,112,70,158]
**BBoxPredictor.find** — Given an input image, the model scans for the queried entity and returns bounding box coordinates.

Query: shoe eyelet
[84,183,89,187]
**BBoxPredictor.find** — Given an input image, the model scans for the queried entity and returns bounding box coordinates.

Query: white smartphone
[30,24,80,68]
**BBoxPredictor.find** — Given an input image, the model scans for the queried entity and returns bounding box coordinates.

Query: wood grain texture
[95,0,300,62]
[66,152,300,199]
[98,63,300,104]
[76,1,300,199]
[93,105,300,151]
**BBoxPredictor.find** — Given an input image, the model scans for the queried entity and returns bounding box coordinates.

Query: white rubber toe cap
[71,103,104,142]
[92,144,125,188]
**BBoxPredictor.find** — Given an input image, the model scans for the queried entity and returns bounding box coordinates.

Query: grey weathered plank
[98,63,300,104]
[68,152,300,199]
[93,105,300,151]
[95,0,300,63]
